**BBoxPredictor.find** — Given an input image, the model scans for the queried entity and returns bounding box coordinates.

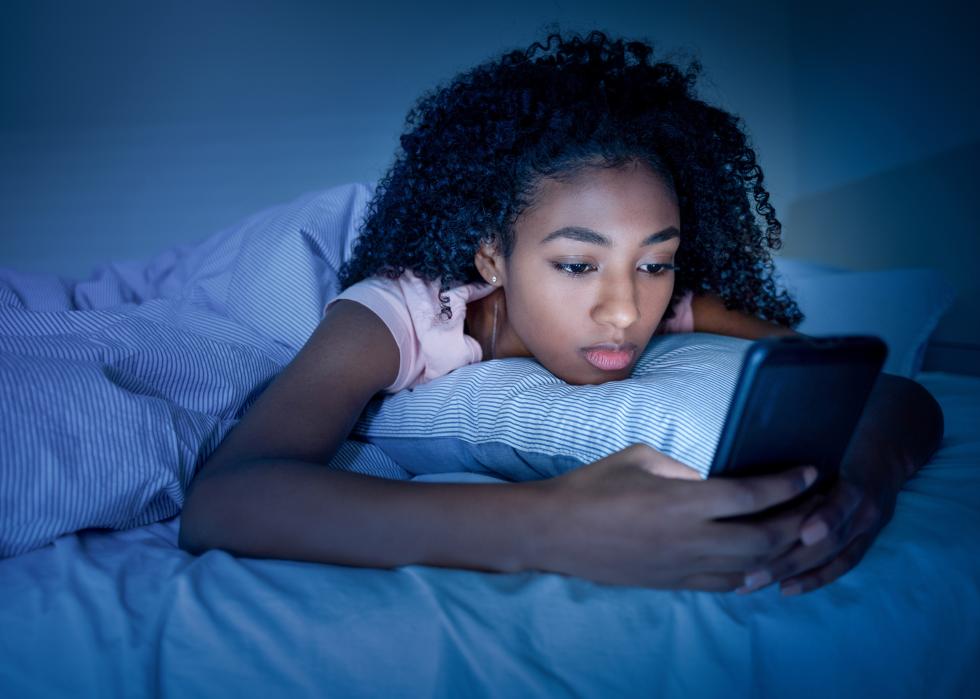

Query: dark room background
[2,0,977,362]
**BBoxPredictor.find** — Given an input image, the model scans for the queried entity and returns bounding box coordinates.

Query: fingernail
[801,521,829,546]
[743,570,772,590]
[803,466,817,487]
[782,583,803,596]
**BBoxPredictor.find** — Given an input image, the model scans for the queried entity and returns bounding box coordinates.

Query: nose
[590,275,640,330]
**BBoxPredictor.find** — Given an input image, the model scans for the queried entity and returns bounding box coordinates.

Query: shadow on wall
[781,139,980,371]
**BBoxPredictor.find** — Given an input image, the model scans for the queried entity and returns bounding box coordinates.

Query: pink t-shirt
[325,270,694,394]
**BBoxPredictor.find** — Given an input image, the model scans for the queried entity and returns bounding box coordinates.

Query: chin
[561,367,634,386]
[540,353,635,385]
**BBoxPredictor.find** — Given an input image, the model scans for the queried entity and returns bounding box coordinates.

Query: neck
[465,289,498,360]
[465,288,531,361]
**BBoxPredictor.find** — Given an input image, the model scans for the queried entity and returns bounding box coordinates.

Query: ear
[473,237,506,286]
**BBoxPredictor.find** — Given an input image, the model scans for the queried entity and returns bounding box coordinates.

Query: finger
[687,548,800,577]
[629,445,703,480]
[741,507,871,593]
[740,538,837,593]
[700,491,826,563]
[778,531,874,596]
[798,480,863,547]
[703,465,818,519]
[637,459,702,480]
[678,572,745,593]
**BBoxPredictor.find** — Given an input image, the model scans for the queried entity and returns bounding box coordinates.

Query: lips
[582,343,637,372]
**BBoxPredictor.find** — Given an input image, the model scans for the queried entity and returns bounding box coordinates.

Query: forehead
[516,164,680,239]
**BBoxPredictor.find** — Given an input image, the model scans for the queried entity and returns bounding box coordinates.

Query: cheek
[511,286,575,341]
[645,285,675,323]
[512,277,672,333]
[507,276,583,351]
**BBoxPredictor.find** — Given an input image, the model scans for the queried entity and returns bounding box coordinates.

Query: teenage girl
[179,31,944,597]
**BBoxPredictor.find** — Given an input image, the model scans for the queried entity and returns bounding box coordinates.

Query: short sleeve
[659,290,695,334]
[324,277,424,393]
[323,271,495,394]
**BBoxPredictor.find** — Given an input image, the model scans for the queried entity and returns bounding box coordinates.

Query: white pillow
[772,258,956,377]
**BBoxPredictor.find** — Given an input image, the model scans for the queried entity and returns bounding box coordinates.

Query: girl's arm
[178,298,818,590]
[691,293,803,340]
[178,299,540,570]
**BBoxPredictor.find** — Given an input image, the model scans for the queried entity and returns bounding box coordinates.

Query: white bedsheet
[1,370,978,698]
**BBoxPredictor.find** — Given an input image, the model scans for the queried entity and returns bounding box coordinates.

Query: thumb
[636,454,703,481]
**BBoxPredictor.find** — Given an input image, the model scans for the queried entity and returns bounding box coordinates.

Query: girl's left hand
[734,462,900,597]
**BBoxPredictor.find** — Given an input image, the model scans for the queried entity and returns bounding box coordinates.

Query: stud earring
[491,276,497,284]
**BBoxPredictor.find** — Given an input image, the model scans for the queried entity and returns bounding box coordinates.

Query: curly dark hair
[338,29,804,329]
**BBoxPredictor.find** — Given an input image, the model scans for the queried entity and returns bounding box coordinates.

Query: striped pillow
[349,332,752,481]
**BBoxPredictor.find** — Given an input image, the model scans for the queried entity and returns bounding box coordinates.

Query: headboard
[780,140,980,377]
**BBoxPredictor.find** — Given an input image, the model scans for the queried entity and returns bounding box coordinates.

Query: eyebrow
[539,225,680,247]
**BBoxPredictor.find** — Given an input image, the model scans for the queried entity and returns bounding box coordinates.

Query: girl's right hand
[530,443,821,591]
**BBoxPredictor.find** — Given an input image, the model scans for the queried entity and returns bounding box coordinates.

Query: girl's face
[483,161,681,385]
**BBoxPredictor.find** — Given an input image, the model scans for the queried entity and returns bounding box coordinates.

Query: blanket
[0,182,411,557]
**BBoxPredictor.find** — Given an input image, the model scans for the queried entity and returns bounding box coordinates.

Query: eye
[552,262,680,277]
[552,262,597,277]
[640,263,678,276]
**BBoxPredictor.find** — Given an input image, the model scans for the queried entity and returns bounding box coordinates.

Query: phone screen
[708,336,887,489]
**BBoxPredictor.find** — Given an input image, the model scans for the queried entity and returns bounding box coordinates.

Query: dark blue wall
[780,1,980,354]
[1,0,977,353]
[0,0,799,274]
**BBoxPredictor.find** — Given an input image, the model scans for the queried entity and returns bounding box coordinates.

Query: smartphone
[709,334,888,515]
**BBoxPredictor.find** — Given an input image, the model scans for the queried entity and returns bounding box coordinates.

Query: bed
[1,183,978,698]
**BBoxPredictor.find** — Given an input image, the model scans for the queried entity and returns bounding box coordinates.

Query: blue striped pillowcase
[349,332,752,481]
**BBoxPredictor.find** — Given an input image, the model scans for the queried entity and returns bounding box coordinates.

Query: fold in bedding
[0,182,410,557]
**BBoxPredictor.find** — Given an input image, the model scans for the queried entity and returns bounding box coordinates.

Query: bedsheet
[1,370,978,698]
